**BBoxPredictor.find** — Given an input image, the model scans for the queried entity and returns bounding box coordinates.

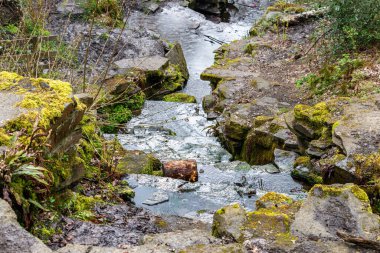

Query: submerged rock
[143,191,170,206]
[116,150,162,176]
[162,93,196,103]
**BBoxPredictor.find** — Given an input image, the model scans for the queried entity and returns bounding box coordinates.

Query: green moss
[294,102,331,127]
[291,169,323,185]
[162,64,186,93]
[256,192,293,210]
[82,0,124,27]
[293,156,311,168]
[275,232,297,247]
[311,184,371,206]
[254,116,274,127]
[244,43,256,55]
[266,1,305,13]
[163,93,196,103]
[99,104,132,133]
[197,209,207,214]
[0,72,76,133]
[155,218,168,228]
[215,207,226,215]
[332,121,340,132]
[245,209,290,238]
[54,190,103,221]
[0,128,11,146]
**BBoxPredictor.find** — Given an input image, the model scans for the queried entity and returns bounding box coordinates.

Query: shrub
[296,54,363,95]
[324,0,380,53]
[82,0,124,27]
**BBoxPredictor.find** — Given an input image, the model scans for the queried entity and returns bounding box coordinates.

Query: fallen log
[163,160,198,182]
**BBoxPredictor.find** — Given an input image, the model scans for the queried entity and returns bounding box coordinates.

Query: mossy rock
[163,93,196,103]
[116,150,162,176]
[212,203,247,242]
[292,183,379,240]
[256,192,293,210]
[245,209,291,239]
[293,102,332,140]
[241,129,275,165]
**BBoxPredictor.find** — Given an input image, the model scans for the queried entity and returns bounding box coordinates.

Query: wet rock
[212,203,247,242]
[163,160,198,182]
[142,229,221,250]
[255,192,293,210]
[165,42,189,80]
[202,94,218,113]
[163,93,196,103]
[274,149,298,172]
[143,191,170,206]
[0,199,52,253]
[223,103,258,141]
[292,184,380,241]
[114,55,169,73]
[147,3,160,13]
[264,164,280,174]
[116,150,162,175]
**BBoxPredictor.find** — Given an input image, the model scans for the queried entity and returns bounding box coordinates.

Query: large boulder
[0,72,90,187]
[0,199,52,253]
[212,203,247,242]
[292,184,380,241]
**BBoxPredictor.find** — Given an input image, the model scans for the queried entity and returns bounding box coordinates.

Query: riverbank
[0,0,380,252]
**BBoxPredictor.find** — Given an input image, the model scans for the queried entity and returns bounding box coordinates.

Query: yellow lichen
[0,128,11,146]
[0,72,75,131]
[293,156,311,168]
[256,192,293,210]
[294,102,331,127]
[311,184,371,211]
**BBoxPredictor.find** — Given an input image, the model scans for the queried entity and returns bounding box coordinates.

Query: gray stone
[264,164,280,174]
[114,55,169,73]
[56,244,125,253]
[0,92,26,127]
[274,149,298,172]
[147,3,160,13]
[57,0,85,15]
[212,203,247,242]
[0,199,52,253]
[333,103,380,156]
[143,191,169,206]
[165,42,190,80]
[291,183,380,241]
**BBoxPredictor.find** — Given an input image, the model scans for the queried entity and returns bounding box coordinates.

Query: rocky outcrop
[292,184,380,241]
[213,184,380,252]
[112,42,189,100]
[0,72,90,188]
[0,199,52,253]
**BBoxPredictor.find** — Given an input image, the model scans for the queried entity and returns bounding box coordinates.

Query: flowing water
[113,1,305,223]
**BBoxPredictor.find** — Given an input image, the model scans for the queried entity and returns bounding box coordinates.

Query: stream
[113,1,306,223]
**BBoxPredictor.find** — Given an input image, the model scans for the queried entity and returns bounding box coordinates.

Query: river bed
[113,1,306,223]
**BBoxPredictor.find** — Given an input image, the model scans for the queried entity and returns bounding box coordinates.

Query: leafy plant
[296,54,363,95]
[324,0,380,53]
